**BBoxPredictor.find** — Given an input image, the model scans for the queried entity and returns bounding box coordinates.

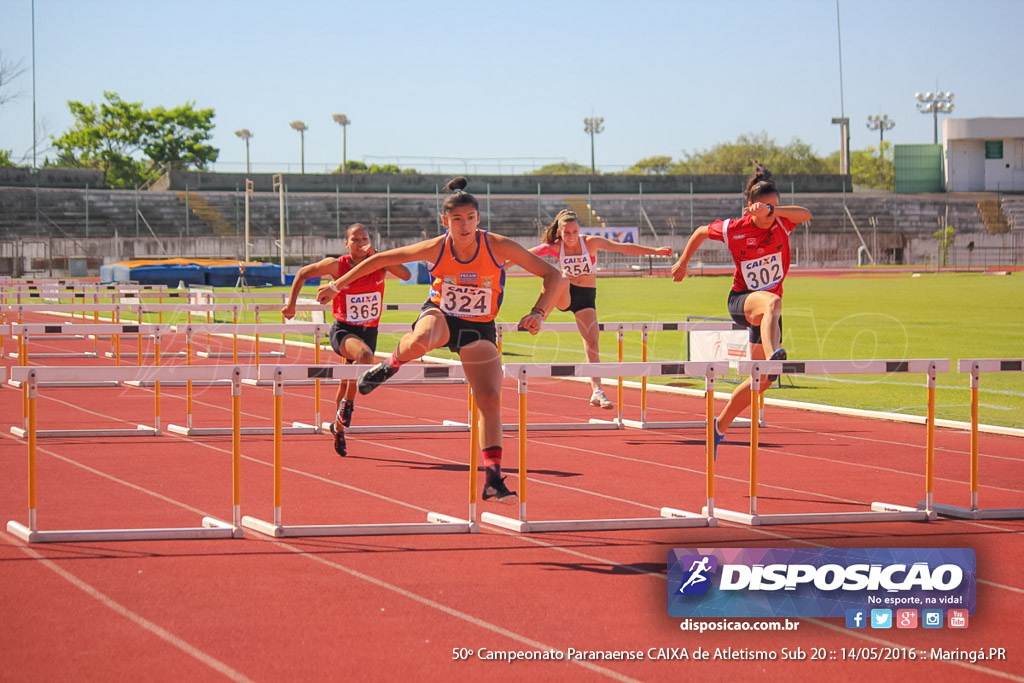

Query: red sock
[388,350,404,368]
[482,445,502,470]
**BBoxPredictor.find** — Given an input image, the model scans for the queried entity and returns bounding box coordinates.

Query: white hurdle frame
[710,359,948,526]
[481,360,728,533]
[926,359,1024,520]
[6,365,249,543]
[241,364,478,537]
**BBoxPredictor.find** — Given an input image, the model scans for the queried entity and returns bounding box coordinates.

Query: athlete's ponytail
[541,209,578,244]
[441,176,479,213]
[744,160,778,203]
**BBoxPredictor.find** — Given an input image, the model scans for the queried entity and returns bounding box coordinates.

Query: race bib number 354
[346,291,382,324]
[740,254,783,291]
[440,283,491,318]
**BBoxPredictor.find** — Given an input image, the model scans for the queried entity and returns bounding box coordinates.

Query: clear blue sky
[1,0,1021,174]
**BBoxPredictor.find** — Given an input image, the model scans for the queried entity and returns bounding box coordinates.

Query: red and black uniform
[329,254,386,355]
[707,214,797,344]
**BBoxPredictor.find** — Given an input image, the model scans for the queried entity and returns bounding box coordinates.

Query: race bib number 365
[740,254,783,291]
[440,283,491,318]
[346,291,382,324]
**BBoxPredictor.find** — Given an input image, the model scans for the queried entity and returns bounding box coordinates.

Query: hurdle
[6,365,249,543]
[924,359,1024,520]
[241,364,478,537]
[481,361,727,533]
[4,303,140,362]
[708,359,948,526]
[165,323,326,437]
[587,321,757,431]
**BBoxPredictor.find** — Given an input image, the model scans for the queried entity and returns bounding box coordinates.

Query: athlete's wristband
[329,281,340,293]
[530,307,544,316]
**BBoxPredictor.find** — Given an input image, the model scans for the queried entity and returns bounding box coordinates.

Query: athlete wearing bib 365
[283,223,411,457]
[317,177,568,503]
[671,162,811,459]
[531,209,672,408]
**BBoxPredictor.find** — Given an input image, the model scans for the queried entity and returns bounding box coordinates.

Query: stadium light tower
[290,120,308,173]
[866,114,895,148]
[915,91,954,144]
[332,114,351,174]
[583,116,604,175]
[234,129,253,174]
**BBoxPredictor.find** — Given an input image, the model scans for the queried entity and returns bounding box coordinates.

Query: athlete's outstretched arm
[488,234,568,333]
[670,225,710,282]
[283,257,338,319]
[586,235,673,257]
[317,237,443,304]
[776,205,812,224]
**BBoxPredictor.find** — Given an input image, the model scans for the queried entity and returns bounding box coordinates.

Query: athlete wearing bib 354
[532,209,673,408]
[671,162,811,459]
[283,223,411,457]
[317,177,567,504]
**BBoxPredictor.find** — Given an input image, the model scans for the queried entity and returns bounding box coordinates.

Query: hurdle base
[918,501,1023,520]
[441,419,622,432]
[124,380,232,388]
[660,507,719,526]
[706,505,932,526]
[619,417,755,430]
[480,511,713,533]
[240,514,475,537]
[9,351,98,359]
[11,424,159,439]
[165,423,318,436]
[6,519,238,543]
[242,377,465,387]
[7,379,121,389]
[197,351,286,359]
[103,351,187,359]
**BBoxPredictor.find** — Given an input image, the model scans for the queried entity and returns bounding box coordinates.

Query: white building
[944,117,1024,192]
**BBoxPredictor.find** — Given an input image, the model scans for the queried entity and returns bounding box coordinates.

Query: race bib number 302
[440,283,491,318]
[740,254,783,291]
[346,291,382,324]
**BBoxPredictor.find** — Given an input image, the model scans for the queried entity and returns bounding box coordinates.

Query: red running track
[1,315,1022,682]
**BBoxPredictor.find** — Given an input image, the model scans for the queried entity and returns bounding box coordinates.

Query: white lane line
[0,530,254,683]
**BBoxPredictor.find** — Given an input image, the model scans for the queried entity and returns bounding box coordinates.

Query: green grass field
[135,272,1024,428]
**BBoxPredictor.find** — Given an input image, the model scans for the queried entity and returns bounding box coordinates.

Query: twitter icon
[870,609,892,629]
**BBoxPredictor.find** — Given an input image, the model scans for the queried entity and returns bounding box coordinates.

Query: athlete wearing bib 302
[531,209,673,408]
[707,212,797,345]
[423,230,504,352]
[671,162,811,460]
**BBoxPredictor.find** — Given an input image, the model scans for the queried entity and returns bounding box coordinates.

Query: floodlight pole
[274,174,285,284]
[244,179,253,263]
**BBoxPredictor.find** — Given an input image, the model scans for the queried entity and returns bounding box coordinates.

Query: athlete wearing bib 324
[531,209,672,408]
[283,223,411,457]
[317,177,567,503]
[670,162,811,459]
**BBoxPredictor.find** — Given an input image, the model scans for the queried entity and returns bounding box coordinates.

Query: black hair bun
[750,160,773,182]
[443,176,469,192]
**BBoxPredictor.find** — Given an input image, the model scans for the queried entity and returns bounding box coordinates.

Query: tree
[335,160,368,173]
[627,155,674,175]
[827,141,895,191]
[935,224,955,266]
[673,131,832,175]
[51,91,218,188]
[0,149,16,167]
[0,50,27,108]
[530,161,590,175]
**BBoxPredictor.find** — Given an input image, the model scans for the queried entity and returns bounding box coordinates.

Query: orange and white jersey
[427,231,505,323]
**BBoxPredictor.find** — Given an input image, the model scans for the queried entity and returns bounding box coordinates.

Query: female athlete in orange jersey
[283,223,411,456]
[317,177,567,502]
[531,209,673,408]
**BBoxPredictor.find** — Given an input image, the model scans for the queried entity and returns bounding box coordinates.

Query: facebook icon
[846,609,867,629]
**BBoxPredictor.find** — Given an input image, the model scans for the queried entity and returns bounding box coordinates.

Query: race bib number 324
[440,283,491,318]
[740,254,783,291]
